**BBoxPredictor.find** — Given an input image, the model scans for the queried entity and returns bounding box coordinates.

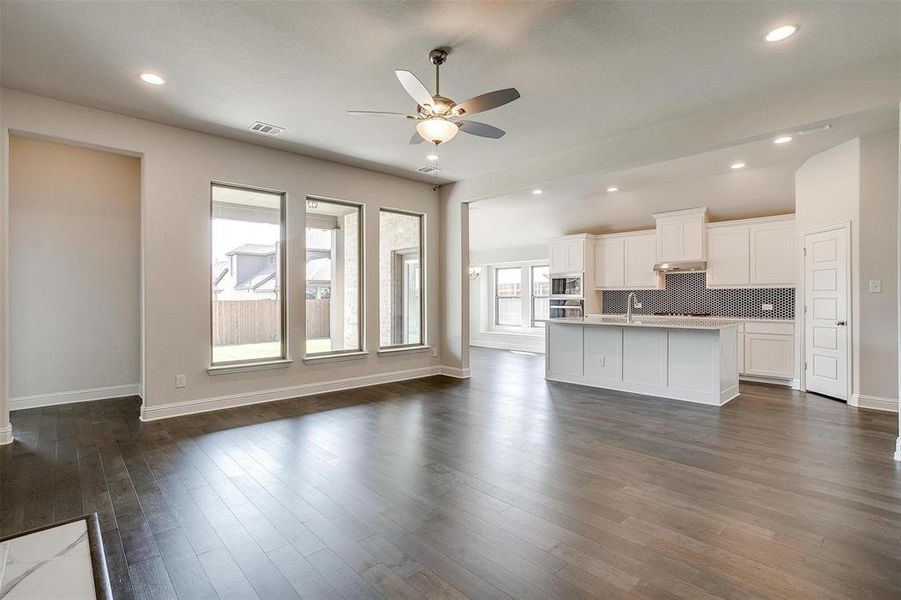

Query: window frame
[303,195,366,359]
[378,207,426,350]
[209,181,288,367]
[493,266,524,328]
[530,264,551,328]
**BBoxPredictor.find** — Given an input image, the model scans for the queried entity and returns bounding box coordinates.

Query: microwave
[551,274,582,297]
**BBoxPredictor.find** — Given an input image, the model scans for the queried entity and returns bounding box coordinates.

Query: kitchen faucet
[627,292,638,323]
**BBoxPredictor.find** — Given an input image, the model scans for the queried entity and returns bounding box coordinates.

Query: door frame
[799,221,852,400]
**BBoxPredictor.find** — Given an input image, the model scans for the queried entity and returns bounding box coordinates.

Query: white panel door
[567,239,584,273]
[547,324,583,376]
[624,233,658,288]
[549,241,568,274]
[804,226,849,400]
[744,333,794,378]
[681,218,705,262]
[707,225,750,286]
[595,238,624,288]
[656,220,683,262]
[750,220,795,286]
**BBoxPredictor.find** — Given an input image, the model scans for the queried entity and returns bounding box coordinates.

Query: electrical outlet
[175,374,186,388]
[599,356,606,367]
[762,304,774,311]
[431,347,439,358]
[869,279,882,293]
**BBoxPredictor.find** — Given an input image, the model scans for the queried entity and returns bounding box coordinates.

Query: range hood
[653,260,707,273]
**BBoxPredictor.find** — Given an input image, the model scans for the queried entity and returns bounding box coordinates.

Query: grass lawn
[212,339,332,363]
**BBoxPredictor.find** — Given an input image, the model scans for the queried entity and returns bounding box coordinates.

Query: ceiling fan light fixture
[416,118,458,145]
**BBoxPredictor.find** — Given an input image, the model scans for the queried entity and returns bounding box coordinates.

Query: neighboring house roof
[212,260,229,286]
[227,243,276,256]
[237,263,277,291]
[306,257,331,281]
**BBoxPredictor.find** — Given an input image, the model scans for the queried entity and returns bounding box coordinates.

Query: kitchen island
[546,316,740,405]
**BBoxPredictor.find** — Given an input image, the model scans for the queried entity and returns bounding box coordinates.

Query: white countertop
[550,316,739,330]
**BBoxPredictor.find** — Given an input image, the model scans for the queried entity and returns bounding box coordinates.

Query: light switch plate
[175,374,186,388]
[869,279,883,293]
[762,304,774,311]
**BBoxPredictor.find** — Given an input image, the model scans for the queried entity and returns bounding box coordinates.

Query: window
[379,210,424,347]
[305,198,362,356]
[531,265,550,326]
[494,267,522,326]
[211,183,285,365]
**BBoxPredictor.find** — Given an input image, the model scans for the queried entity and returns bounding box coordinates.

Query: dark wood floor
[2,347,900,599]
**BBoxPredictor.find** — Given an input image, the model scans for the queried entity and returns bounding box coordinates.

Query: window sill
[377,345,431,356]
[303,351,368,364]
[207,359,293,376]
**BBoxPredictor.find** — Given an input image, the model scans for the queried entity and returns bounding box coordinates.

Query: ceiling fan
[348,48,520,146]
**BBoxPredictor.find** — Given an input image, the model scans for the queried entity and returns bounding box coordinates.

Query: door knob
[836,320,846,326]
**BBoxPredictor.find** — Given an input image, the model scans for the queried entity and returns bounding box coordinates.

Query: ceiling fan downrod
[429,48,448,96]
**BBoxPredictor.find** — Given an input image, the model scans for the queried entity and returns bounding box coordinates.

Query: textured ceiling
[2,1,899,183]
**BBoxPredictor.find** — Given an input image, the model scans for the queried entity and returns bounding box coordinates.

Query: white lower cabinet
[739,321,795,380]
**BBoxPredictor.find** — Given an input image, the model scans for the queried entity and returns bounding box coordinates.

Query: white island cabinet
[546,317,740,406]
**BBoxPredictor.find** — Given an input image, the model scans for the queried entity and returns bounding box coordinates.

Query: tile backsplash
[601,272,794,319]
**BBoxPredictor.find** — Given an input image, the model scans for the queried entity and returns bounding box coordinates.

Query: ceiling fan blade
[458,120,506,139]
[395,70,434,109]
[409,130,425,145]
[347,110,415,118]
[453,88,520,116]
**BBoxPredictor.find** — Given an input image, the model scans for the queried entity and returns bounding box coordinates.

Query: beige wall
[795,132,900,406]
[859,130,900,400]
[0,88,440,424]
[9,136,141,400]
[795,138,862,399]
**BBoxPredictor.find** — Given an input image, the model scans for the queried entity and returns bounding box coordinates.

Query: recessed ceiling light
[773,135,793,144]
[139,73,166,85]
[426,154,439,161]
[606,186,619,192]
[532,189,542,195]
[730,162,746,170]
[765,25,797,42]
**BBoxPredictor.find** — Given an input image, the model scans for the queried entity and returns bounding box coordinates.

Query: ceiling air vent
[249,121,285,136]
[417,165,441,174]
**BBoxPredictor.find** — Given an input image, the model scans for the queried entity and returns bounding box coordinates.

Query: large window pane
[495,267,522,326]
[305,198,362,355]
[380,210,423,347]
[211,184,285,364]
[531,265,550,326]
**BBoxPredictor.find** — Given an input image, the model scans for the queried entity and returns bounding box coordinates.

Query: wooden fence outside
[212,299,330,345]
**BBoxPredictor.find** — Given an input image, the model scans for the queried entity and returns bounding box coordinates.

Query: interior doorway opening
[8,135,142,410]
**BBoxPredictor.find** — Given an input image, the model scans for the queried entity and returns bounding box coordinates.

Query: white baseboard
[850,393,898,413]
[739,375,795,387]
[140,366,452,421]
[0,424,12,445]
[471,334,544,354]
[440,366,471,378]
[10,383,143,411]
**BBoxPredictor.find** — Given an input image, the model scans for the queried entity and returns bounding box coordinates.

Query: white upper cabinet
[706,224,750,286]
[594,237,624,288]
[624,232,659,288]
[594,231,660,290]
[749,219,795,286]
[549,234,588,275]
[653,207,707,263]
[706,215,795,288]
